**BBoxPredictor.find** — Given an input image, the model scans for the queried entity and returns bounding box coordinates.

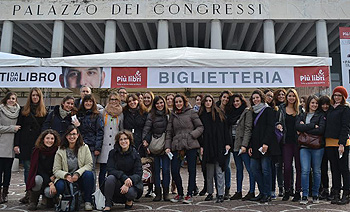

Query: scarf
[0,103,20,119]
[104,103,122,118]
[230,104,246,124]
[26,146,58,191]
[30,103,39,115]
[129,106,139,114]
[252,103,269,113]
[59,105,71,119]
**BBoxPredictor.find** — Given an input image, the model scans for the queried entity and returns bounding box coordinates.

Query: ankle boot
[2,187,9,203]
[153,187,162,201]
[337,190,350,205]
[163,187,170,201]
[224,187,231,200]
[19,190,31,204]
[331,191,340,204]
[28,190,41,211]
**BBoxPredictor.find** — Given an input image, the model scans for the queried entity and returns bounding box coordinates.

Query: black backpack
[56,181,80,212]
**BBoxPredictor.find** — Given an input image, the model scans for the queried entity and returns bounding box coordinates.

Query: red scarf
[26,146,58,191]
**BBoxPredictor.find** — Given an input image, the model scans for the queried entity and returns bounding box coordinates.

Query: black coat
[249,107,281,159]
[41,105,73,136]
[199,111,231,171]
[77,110,104,152]
[324,105,350,146]
[14,108,46,160]
[296,111,326,148]
[142,111,168,142]
[123,109,148,155]
[276,104,299,144]
[106,145,143,198]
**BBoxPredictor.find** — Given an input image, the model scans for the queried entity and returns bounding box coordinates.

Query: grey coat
[233,108,253,152]
[0,106,19,158]
[97,111,124,164]
[165,106,204,151]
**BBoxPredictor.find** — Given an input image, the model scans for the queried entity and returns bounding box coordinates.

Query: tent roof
[42,47,332,67]
[0,52,41,67]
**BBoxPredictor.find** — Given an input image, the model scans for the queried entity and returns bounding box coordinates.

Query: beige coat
[233,108,253,152]
[53,144,93,181]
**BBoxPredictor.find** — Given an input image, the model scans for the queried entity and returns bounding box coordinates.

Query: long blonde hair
[22,88,47,117]
[285,88,300,115]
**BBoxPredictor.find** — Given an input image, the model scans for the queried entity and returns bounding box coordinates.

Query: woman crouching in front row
[102,130,143,211]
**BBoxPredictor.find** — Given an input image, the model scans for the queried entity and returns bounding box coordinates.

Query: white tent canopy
[42,47,332,67]
[0,52,41,67]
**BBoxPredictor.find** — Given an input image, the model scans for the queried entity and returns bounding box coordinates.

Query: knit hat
[333,86,348,99]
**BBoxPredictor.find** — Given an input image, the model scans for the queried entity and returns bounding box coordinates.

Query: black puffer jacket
[142,110,168,142]
[14,107,46,160]
[106,145,143,198]
[77,110,104,152]
[296,111,326,148]
[41,105,73,136]
[324,105,350,146]
[123,109,148,153]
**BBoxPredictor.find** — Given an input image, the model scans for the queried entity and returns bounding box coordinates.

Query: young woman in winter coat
[276,88,302,202]
[26,129,60,211]
[324,86,350,205]
[216,90,232,199]
[165,94,204,204]
[143,91,154,112]
[142,96,170,201]
[296,95,326,204]
[318,95,332,200]
[273,89,287,107]
[199,94,231,203]
[248,90,280,203]
[0,92,21,204]
[76,94,104,173]
[97,92,124,187]
[14,88,47,204]
[103,130,143,211]
[228,93,255,201]
[42,95,78,136]
[53,125,94,211]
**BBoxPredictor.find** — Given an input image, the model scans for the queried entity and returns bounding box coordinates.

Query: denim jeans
[233,151,255,193]
[22,160,30,185]
[55,171,94,203]
[171,148,197,196]
[225,154,231,189]
[154,154,170,188]
[250,156,272,196]
[271,156,283,193]
[300,148,324,197]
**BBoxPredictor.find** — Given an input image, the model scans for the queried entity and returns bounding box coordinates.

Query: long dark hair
[151,96,169,120]
[199,94,225,122]
[35,129,61,150]
[123,93,147,115]
[78,94,99,117]
[60,125,84,155]
[173,94,189,111]
[1,92,17,105]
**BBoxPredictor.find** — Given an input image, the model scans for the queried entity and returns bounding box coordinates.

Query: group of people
[0,85,349,211]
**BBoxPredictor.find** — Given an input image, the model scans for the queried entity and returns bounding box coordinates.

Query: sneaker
[312,196,319,204]
[271,192,277,200]
[300,196,308,205]
[205,194,213,201]
[170,195,184,203]
[84,202,93,211]
[230,192,242,200]
[242,192,255,201]
[183,195,193,204]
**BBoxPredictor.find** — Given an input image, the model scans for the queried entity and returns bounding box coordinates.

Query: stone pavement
[2,164,350,212]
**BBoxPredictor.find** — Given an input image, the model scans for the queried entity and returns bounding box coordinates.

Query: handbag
[92,189,105,211]
[148,133,166,155]
[297,133,322,149]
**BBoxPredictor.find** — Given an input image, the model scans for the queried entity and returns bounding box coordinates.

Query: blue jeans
[22,160,30,185]
[225,154,231,189]
[55,171,94,203]
[300,148,324,197]
[154,154,170,188]
[233,151,255,193]
[250,156,272,196]
[171,149,197,196]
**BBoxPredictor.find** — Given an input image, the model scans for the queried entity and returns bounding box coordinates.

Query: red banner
[111,67,147,88]
[339,27,350,39]
[294,66,330,87]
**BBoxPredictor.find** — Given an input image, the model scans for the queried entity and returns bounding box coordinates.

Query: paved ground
[2,163,350,212]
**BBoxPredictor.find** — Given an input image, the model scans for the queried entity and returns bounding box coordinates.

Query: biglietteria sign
[0,66,329,88]
[1,0,350,20]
